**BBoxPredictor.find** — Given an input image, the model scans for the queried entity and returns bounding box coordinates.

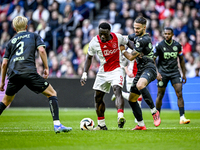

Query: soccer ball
[80,118,95,130]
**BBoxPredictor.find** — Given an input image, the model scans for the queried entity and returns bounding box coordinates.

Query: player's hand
[80,72,87,86]
[127,72,134,78]
[182,75,187,84]
[157,72,162,81]
[0,82,5,92]
[43,68,49,79]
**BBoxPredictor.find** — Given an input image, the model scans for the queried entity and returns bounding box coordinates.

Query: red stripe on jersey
[97,32,120,72]
[133,60,138,77]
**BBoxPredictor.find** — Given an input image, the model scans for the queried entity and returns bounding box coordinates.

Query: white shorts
[93,67,125,93]
[126,75,134,92]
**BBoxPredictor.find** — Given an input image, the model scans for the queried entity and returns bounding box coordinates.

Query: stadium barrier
[1,78,200,110]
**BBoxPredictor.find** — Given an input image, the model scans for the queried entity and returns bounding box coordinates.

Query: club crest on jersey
[148,43,152,49]
[173,46,178,51]
[112,43,117,48]
[136,42,140,48]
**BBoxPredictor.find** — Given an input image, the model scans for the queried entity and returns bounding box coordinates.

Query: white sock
[138,120,145,126]
[180,115,185,120]
[122,91,130,100]
[151,107,157,114]
[53,120,61,126]
[98,119,106,126]
[118,112,124,118]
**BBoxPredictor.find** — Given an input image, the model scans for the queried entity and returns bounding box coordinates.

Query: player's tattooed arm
[179,55,187,84]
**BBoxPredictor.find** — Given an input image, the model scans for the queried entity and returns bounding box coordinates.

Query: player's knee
[176,91,183,99]
[136,82,145,90]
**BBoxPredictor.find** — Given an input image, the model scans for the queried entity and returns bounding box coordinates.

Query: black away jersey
[154,40,183,73]
[4,31,45,79]
[128,33,154,70]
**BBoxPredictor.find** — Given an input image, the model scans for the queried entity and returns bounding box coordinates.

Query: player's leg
[172,82,190,124]
[0,95,15,115]
[128,89,146,130]
[112,85,126,128]
[137,68,161,127]
[42,84,72,133]
[93,90,108,130]
[156,87,166,113]
[0,78,24,115]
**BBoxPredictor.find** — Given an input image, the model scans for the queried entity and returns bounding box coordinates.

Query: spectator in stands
[8,4,25,21]
[181,36,192,56]
[106,1,118,25]
[62,4,73,24]
[49,56,61,78]
[159,0,175,23]
[32,4,50,24]
[82,19,93,46]
[173,19,188,37]
[185,54,198,78]
[57,43,74,62]
[24,0,37,11]
[6,0,24,17]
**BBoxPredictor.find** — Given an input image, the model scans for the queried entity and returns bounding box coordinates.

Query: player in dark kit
[121,16,161,130]
[0,16,72,133]
[154,27,190,124]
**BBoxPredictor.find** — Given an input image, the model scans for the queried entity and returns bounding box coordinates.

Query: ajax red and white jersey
[88,32,128,73]
[127,48,138,77]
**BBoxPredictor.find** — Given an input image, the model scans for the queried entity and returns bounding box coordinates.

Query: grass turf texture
[0,108,199,150]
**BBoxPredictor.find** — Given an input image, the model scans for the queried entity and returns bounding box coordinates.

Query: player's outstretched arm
[0,58,8,91]
[38,46,49,79]
[80,54,93,86]
[153,57,162,81]
[121,45,140,61]
[179,55,187,84]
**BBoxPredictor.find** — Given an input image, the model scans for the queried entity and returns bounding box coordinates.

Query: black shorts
[6,73,49,96]
[130,66,157,95]
[157,71,182,88]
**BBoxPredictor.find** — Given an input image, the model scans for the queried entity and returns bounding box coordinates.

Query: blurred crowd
[0,0,200,78]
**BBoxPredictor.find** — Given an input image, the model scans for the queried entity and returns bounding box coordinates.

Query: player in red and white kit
[111,48,142,123]
[80,22,135,130]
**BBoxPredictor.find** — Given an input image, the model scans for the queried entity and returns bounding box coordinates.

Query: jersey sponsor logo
[164,52,178,59]
[173,46,178,51]
[103,48,118,56]
[11,34,30,44]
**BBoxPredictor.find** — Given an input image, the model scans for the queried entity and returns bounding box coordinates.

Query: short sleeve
[3,42,11,59]
[35,34,46,49]
[128,34,136,41]
[154,43,160,58]
[116,33,128,45]
[87,38,96,56]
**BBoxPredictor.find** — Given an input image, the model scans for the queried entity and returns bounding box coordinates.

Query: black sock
[139,87,155,109]
[49,96,59,120]
[128,101,143,121]
[156,108,161,113]
[0,102,7,115]
[179,107,184,117]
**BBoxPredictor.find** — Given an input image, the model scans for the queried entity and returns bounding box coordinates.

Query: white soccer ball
[80,118,95,130]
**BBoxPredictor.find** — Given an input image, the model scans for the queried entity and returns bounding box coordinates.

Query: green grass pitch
[0,108,199,150]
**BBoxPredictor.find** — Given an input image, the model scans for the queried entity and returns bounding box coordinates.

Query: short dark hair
[164,27,174,33]
[135,16,147,25]
[98,22,111,31]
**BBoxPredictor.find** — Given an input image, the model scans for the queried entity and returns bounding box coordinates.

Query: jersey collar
[164,40,173,46]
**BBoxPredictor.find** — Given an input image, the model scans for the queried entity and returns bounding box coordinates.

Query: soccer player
[120,16,161,130]
[154,27,190,124]
[0,16,72,133]
[80,22,135,130]
[111,51,142,123]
